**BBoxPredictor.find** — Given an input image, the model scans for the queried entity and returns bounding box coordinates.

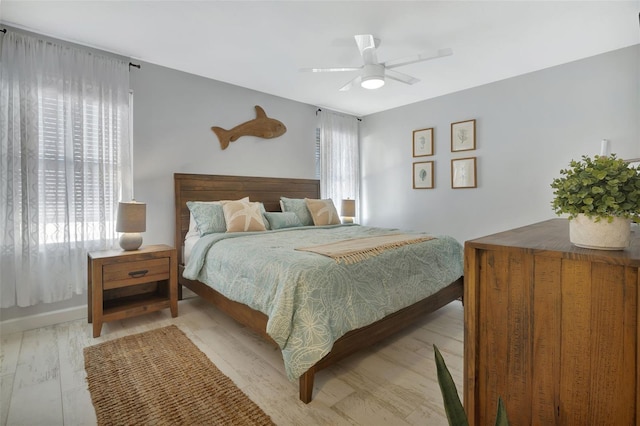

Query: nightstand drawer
[103,258,170,290]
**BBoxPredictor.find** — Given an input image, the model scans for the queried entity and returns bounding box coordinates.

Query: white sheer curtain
[317,109,360,220]
[0,30,131,308]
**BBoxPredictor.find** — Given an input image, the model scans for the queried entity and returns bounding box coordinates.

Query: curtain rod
[316,108,362,122]
[1,27,139,68]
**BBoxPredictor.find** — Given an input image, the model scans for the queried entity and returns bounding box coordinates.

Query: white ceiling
[1,1,639,116]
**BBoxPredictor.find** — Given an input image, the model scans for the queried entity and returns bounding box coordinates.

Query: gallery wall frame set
[412,118,478,189]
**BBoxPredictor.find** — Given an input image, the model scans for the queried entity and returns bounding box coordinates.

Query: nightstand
[87,244,178,337]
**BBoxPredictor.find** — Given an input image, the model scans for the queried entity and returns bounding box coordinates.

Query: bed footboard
[298,277,463,403]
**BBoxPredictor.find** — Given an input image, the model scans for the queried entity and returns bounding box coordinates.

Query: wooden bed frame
[174,173,464,403]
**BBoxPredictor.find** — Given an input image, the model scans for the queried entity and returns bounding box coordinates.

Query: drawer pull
[128,269,149,278]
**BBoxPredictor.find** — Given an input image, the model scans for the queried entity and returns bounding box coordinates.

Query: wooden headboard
[174,173,320,264]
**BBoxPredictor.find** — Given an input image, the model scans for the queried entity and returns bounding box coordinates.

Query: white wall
[130,62,319,248]
[360,45,640,245]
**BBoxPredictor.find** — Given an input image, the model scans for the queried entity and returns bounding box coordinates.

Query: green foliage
[434,345,509,426]
[494,398,509,426]
[550,155,640,221]
[434,345,468,426]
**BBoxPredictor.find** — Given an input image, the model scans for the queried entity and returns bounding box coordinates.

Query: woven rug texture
[83,325,275,425]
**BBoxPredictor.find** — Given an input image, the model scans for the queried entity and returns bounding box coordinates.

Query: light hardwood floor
[0,295,463,426]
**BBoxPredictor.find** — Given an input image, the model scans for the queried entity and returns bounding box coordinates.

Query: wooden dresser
[464,219,639,425]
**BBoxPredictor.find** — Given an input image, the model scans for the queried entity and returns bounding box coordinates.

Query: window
[39,89,123,245]
[315,127,321,179]
[1,30,131,307]
[317,109,360,218]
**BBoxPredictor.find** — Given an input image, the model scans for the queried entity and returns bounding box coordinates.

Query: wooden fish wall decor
[212,105,287,150]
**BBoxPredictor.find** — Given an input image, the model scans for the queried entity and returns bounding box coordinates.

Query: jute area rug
[84,325,275,425]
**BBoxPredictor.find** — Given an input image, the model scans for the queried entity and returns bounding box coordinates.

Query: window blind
[39,87,122,244]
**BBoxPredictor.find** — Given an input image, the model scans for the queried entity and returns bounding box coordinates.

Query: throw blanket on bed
[295,233,436,264]
[183,225,463,381]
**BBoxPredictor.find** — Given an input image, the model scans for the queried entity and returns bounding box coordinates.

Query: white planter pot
[569,214,631,250]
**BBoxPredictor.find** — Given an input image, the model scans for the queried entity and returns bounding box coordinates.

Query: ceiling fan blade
[386,69,420,85]
[354,34,379,65]
[339,75,361,92]
[299,66,362,73]
[385,48,453,69]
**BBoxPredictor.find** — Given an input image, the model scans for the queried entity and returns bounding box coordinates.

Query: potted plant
[550,154,640,250]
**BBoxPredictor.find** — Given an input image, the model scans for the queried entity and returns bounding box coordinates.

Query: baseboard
[0,305,87,335]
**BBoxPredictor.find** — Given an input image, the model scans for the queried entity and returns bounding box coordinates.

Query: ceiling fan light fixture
[361,64,385,89]
[361,76,385,89]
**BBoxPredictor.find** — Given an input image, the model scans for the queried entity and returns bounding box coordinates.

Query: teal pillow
[263,212,303,230]
[257,202,270,230]
[280,197,314,226]
[186,201,226,236]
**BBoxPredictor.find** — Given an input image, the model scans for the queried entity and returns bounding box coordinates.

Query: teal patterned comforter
[183,224,463,381]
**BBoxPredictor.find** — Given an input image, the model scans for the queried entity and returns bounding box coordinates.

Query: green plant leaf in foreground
[434,344,469,426]
[434,345,510,426]
[495,397,509,426]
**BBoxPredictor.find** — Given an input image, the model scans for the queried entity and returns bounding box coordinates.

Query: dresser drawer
[103,258,170,290]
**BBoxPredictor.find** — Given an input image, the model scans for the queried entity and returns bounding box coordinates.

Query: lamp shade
[116,201,146,233]
[341,199,356,217]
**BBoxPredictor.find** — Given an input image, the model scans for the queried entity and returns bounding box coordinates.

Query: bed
[174,173,464,403]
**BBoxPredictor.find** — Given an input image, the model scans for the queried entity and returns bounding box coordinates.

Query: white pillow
[185,212,200,240]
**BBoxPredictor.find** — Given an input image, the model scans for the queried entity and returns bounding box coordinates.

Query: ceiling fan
[300,34,453,91]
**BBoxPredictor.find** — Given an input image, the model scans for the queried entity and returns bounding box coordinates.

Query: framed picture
[451,157,477,189]
[451,119,476,152]
[413,128,434,157]
[413,161,434,189]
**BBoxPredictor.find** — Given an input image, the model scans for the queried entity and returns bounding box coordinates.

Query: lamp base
[119,233,143,251]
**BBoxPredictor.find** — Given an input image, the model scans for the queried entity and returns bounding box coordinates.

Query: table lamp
[116,201,146,250]
[341,199,356,224]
